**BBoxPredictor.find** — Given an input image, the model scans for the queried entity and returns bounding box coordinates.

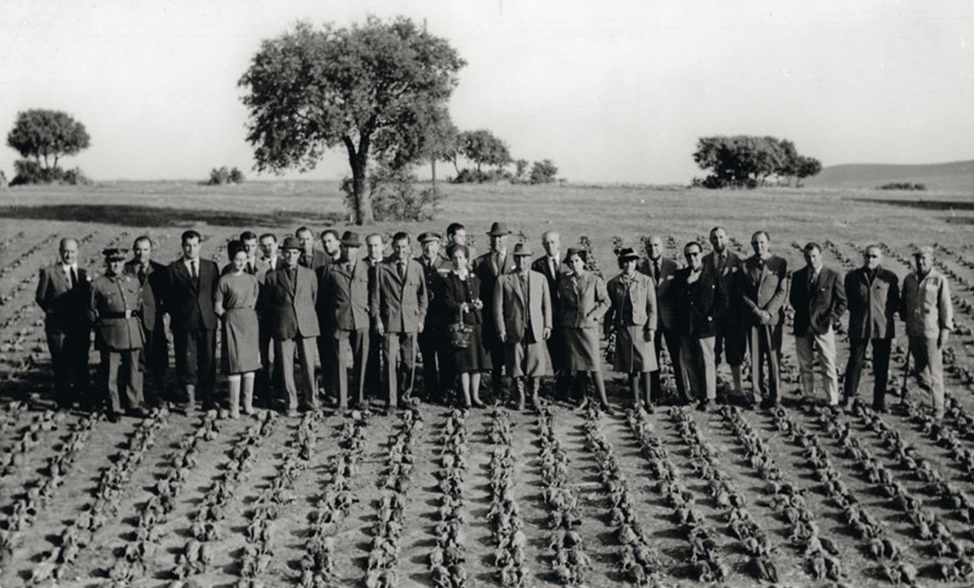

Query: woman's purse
[446,306,473,349]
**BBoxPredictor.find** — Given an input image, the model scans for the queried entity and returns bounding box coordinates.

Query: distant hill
[805,160,974,192]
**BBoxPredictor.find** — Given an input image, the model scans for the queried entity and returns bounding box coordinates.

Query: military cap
[418,232,442,244]
[102,248,128,261]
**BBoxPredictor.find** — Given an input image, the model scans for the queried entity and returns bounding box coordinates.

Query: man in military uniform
[90,248,145,421]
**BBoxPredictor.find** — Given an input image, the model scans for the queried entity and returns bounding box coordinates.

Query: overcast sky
[1,0,971,184]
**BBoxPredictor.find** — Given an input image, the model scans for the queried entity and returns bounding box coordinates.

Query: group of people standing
[35,221,954,421]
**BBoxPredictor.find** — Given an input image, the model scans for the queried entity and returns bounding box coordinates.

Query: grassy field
[0,181,973,588]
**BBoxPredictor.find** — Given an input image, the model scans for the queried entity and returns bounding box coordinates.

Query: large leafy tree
[6,109,90,170]
[239,16,465,225]
[693,135,820,188]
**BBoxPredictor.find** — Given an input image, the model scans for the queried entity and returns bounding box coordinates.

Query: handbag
[446,306,473,349]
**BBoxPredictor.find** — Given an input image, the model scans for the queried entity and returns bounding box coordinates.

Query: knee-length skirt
[561,326,602,372]
[452,324,489,373]
[222,308,261,375]
[613,325,657,373]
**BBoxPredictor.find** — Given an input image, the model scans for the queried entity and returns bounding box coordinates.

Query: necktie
[398,261,406,281]
[138,265,146,284]
[190,260,198,282]
[653,260,661,282]
[718,254,726,274]
[246,261,254,275]
[69,267,78,288]
[549,257,556,278]
[808,269,816,291]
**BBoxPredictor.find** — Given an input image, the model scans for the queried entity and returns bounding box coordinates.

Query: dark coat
[35,263,91,331]
[89,273,144,351]
[371,258,428,333]
[262,265,320,339]
[738,255,789,327]
[844,266,899,340]
[473,250,517,341]
[440,272,484,325]
[637,257,680,330]
[703,249,744,323]
[673,266,728,339]
[790,265,847,336]
[416,255,451,327]
[318,258,371,332]
[124,259,166,329]
[165,258,219,332]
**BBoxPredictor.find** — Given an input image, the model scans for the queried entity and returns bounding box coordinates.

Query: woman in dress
[605,247,658,410]
[215,241,261,418]
[557,248,612,412]
[439,244,488,408]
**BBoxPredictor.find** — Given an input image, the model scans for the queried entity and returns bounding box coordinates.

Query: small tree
[529,159,558,184]
[794,156,822,186]
[7,109,90,184]
[513,158,529,182]
[458,129,511,173]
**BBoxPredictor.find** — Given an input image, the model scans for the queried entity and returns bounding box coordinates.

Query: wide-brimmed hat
[418,232,442,244]
[617,247,640,262]
[512,243,533,257]
[102,248,128,261]
[341,231,362,248]
[486,222,511,236]
[280,236,302,251]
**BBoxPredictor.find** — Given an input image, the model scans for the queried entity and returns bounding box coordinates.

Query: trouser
[680,336,717,402]
[418,326,441,400]
[138,323,168,404]
[488,339,505,397]
[323,328,369,408]
[172,327,216,406]
[908,336,945,416]
[275,336,318,411]
[45,325,91,406]
[794,327,839,404]
[544,334,570,399]
[383,331,417,408]
[652,327,687,401]
[748,324,782,402]
[843,337,892,406]
[100,348,143,413]
[255,319,281,408]
[714,319,747,367]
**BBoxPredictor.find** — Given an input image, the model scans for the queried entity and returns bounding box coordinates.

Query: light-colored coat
[36,263,90,331]
[845,266,899,340]
[637,257,679,330]
[738,255,789,327]
[605,272,657,330]
[371,258,428,333]
[89,273,144,351]
[901,269,954,338]
[493,269,552,344]
[556,271,609,329]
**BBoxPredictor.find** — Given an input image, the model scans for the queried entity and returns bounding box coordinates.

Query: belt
[102,310,140,319]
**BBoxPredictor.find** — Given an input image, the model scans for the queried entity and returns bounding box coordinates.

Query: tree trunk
[343,135,375,225]
[431,160,436,189]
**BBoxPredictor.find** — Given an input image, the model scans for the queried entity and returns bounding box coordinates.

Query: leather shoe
[106,411,119,423]
[696,400,711,412]
[759,397,778,411]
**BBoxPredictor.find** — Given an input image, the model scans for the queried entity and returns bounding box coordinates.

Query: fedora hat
[512,243,533,257]
[280,236,302,251]
[486,222,512,236]
[617,247,640,262]
[341,231,362,248]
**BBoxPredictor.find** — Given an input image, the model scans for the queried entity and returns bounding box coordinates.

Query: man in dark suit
[496,244,552,410]
[264,236,320,415]
[843,245,900,412]
[364,233,386,399]
[372,232,428,410]
[91,248,145,421]
[318,231,371,410]
[296,226,327,270]
[790,242,847,406]
[124,236,167,405]
[255,233,282,407]
[531,230,568,399]
[35,237,91,408]
[416,232,451,402]
[637,234,687,403]
[165,230,219,413]
[473,222,517,401]
[320,229,342,267]
[439,222,475,268]
[738,231,789,409]
[702,226,746,399]
[673,241,728,411]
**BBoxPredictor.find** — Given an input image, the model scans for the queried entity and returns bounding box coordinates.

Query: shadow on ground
[0,204,345,228]
[852,198,974,212]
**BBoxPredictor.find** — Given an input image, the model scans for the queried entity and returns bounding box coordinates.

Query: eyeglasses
[866,254,880,258]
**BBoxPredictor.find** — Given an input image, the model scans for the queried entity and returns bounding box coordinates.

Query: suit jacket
[531,255,567,304]
[416,255,451,327]
[845,266,899,340]
[89,273,144,351]
[474,250,517,339]
[738,255,789,327]
[299,249,329,271]
[124,259,166,329]
[672,266,728,339]
[371,258,428,333]
[605,272,657,331]
[790,265,847,336]
[263,265,320,339]
[35,263,91,331]
[556,271,609,329]
[703,249,744,323]
[318,258,371,332]
[165,258,219,332]
[494,269,552,344]
[637,257,679,330]
[901,269,954,338]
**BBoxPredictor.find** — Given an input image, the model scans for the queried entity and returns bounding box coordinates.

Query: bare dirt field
[0,181,973,588]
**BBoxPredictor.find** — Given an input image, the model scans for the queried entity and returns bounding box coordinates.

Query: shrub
[877,182,926,191]
[207,166,245,185]
[451,167,510,184]
[529,159,558,184]
[342,167,445,222]
[10,159,90,185]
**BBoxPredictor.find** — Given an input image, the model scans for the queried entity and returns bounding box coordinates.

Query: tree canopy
[238,16,465,224]
[693,135,821,188]
[6,109,90,170]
